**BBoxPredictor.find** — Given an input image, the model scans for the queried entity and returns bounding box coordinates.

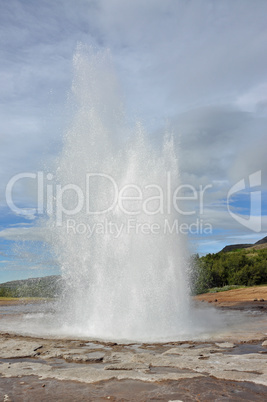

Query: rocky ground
[0,288,267,401]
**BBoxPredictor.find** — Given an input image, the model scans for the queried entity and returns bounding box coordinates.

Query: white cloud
[236,83,267,113]
[0,227,46,242]
[0,0,266,254]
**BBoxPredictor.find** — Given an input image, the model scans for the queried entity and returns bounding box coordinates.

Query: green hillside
[0,275,62,298]
[191,246,267,295]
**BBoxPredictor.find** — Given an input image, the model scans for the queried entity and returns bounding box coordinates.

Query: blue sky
[0,0,267,283]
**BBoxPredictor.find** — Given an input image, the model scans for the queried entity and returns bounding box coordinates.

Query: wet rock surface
[0,331,267,400]
[1,298,267,400]
[1,375,267,401]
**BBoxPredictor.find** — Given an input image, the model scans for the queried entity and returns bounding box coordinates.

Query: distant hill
[254,236,267,245]
[0,275,61,289]
[221,243,252,252]
[221,236,267,253]
[0,275,63,298]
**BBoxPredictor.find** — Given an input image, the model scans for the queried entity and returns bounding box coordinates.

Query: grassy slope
[192,244,267,294]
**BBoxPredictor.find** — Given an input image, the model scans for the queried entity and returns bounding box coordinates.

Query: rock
[162,348,182,355]
[214,299,218,302]
[178,343,194,349]
[260,299,265,302]
[85,352,105,362]
[105,362,150,370]
[262,340,267,347]
[254,298,258,301]
[103,352,133,364]
[215,342,235,348]
[33,345,43,352]
[65,352,105,363]
[0,339,45,359]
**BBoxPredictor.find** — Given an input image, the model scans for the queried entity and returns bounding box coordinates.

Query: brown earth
[0,298,48,306]
[1,375,267,401]
[195,286,267,308]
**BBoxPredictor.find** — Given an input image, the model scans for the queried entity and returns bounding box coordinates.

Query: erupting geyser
[48,45,192,341]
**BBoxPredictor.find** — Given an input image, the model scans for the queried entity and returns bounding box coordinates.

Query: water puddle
[226,342,266,355]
